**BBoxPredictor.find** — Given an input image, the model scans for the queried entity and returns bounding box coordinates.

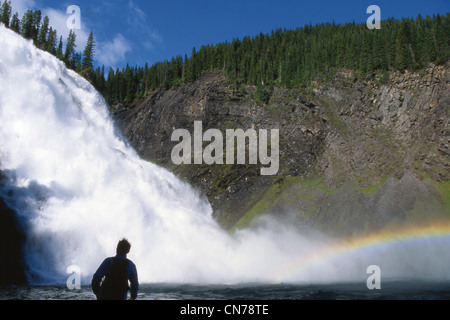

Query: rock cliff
[0,172,27,285]
[114,63,449,235]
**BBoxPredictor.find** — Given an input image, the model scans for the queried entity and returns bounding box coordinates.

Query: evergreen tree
[74,53,82,71]
[3,5,448,108]
[105,67,115,104]
[82,31,95,70]
[20,9,34,39]
[256,83,273,104]
[56,35,63,59]
[395,26,409,71]
[31,10,41,42]
[123,64,135,103]
[64,30,77,68]
[9,12,20,33]
[96,65,106,94]
[46,27,57,54]
[0,0,11,28]
[37,16,49,49]
[434,14,450,64]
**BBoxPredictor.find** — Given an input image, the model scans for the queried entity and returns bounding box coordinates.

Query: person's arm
[91,258,111,297]
[128,262,139,300]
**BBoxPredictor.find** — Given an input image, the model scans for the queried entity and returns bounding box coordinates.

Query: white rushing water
[1,25,449,285]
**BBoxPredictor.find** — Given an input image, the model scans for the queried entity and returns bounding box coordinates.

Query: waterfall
[1,25,449,285]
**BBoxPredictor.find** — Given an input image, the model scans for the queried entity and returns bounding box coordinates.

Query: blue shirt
[92,255,139,300]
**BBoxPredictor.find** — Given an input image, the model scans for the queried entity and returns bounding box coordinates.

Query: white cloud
[127,0,146,27]
[127,0,162,49]
[10,0,36,16]
[95,34,132,68]
[44,8,89,50]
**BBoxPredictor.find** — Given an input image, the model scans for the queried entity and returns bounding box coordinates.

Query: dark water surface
[1,280,450,300]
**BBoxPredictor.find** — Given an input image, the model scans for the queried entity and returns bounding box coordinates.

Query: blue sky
[10,0,450,70]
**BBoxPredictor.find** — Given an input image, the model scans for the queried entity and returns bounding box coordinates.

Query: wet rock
[0,192,27,285]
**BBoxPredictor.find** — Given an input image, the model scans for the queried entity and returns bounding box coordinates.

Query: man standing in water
[92,239,139,300]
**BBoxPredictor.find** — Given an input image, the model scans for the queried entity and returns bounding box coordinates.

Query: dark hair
[116,238,131,256]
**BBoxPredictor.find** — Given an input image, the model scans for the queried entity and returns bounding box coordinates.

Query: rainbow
[278,221,450,282]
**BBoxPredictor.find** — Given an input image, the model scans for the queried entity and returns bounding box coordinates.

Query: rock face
[0,172,27,285]
[113,64,449,234]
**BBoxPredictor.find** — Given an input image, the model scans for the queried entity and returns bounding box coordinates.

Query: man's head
[116,238,131,256]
